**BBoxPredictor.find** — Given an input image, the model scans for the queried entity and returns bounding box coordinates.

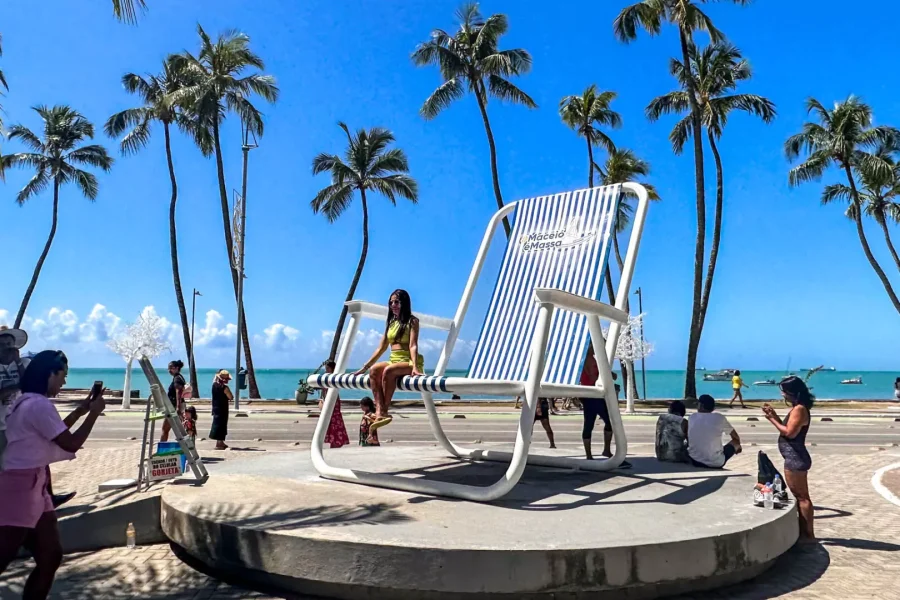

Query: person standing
[210,370,232,450]
[580,344,629,466]
[0,326,29,470]
[533,397,556,449]
[730,370,749,408]
[687,395,742,468]
[894,377,900,400]
[763,376,815,541]
[0,350,105,599]
[320,361,349,449]
[160,360,186,442]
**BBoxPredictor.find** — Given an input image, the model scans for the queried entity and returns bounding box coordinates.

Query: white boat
[840,377,863,385]
[702,369,737,382]
[753,379,778,386]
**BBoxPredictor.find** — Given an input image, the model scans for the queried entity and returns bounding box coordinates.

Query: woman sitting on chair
[354,289,424,434]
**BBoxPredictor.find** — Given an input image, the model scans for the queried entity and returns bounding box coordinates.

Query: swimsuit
[387,320,425,371]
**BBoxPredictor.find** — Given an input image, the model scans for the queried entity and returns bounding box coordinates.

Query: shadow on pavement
[820,537,900,551]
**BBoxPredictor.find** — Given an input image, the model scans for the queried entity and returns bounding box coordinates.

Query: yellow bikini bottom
[389,350,424,371]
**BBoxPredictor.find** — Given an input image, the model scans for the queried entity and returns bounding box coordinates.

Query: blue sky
[1,0,899,373]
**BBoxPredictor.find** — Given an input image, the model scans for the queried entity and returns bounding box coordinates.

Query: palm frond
[310,182,355,222]
[821,183,853,206]
[613,1,664,42]
[70,167,100,200]
[111,0,146,24]
[646,91,690,121]
[669,114,693,155]
[66,145,113,170]
[14,168,51,205]
[369,174,419,205]
[788,152,830,187]
[486,75,537,108]
[420,78,465,119]
[368,148,410,177]
[104,107,151,139]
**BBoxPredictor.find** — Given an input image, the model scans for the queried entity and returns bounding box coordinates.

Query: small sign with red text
[148,455,182,481]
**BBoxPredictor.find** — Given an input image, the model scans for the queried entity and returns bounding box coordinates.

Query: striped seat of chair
[315,373,449,393]
[467,185,620,386]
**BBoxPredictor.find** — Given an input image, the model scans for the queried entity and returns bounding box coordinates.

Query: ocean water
[61,367,900,401]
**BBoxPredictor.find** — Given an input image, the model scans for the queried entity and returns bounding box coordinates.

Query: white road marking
[871,462,900,508]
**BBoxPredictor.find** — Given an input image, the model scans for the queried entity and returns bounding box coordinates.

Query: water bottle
[763,483,774,510]
[126,522,136,549]
[773,475,783,495]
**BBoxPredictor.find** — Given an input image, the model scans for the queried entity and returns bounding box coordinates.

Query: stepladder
[136,355,208,490]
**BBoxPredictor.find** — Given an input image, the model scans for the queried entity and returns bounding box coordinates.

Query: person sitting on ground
[0,350,105,598]
[730,370,749,408]
[353,289,425,431]
[358,397,380,446]
[656,400,689,463]
[687,394,742,468]
[580,344,630,467]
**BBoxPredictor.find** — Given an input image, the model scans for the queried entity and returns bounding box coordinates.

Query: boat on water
[753,379,778,386]
[801,367,836,372]
[840,377,863,385]
[702,369,737,382]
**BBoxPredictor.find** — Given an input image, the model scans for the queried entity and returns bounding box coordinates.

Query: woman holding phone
[0,350,105,598]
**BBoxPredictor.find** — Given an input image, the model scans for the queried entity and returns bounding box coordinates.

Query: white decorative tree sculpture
[605,313,653,414]
[107,313,170,409]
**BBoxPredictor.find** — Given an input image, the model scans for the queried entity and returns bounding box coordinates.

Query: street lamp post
[233,124,258,411]
[634,287,647,399]
[189,289,201,392]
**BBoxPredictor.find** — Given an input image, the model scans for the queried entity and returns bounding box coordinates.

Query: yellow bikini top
[387,319,412,347]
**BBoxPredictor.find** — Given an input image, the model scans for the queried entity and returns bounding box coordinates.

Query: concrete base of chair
[161,447,797,599]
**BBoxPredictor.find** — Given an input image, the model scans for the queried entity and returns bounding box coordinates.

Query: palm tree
[2,106,113,327]
[105,57,210,394]
[646,41,774,362]
[176,25,279,398]
[312,123,418,362]
[786,96,900,314]
[412,2,536,238]
[111,0,146,24]
[822,141,900,273]
[559,86,621,188]
[614,0,753,400]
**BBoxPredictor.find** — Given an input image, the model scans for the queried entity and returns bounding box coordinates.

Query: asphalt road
[80,410,900,455]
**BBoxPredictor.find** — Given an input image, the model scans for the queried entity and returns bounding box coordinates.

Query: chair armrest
[344,300,454,331]
[533,288,628,324]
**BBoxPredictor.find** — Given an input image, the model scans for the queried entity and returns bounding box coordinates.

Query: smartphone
[90,380,103,400]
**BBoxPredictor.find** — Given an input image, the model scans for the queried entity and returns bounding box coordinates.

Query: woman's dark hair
[384,289,415,342]
[779,376,814,410]
[169,360,184,370]
[669,400,686,417]
[21,350,68,396]
[360,396,376,411]
[325,360,336,369]
[735,370,741,376]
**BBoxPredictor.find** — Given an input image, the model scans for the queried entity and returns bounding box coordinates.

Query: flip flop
[370,416,393,432]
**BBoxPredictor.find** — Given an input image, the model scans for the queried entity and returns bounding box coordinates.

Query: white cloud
[78,304,122,343]
[256,323,301,351]
[0,310,9,327]
[194,310,237,350]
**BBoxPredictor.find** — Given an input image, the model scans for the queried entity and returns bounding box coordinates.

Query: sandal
[370,416,393,431]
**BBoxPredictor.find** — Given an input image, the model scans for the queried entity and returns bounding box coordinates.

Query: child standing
[730,370,749,408]
[359,397,380,446]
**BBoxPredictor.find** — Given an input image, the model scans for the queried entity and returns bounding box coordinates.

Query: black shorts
[582,398,612,438]
[534,398,551,421]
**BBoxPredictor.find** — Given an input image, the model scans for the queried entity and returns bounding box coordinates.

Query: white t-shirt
[687,411,734,467]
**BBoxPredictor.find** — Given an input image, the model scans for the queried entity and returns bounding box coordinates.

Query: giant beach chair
[309,183,649,501]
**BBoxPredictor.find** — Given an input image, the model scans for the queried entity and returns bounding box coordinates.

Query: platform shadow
[192,501,413,531]
[392,455,750,510]
[819,537,900,551]
[675,543,831,599]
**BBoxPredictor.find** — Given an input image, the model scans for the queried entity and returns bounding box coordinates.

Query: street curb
[871,462,900,508]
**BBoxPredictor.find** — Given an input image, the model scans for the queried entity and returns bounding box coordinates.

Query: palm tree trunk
[698,131,725,334]
[679,27,707,401]
[328,189,370,362]
[474,83,511,238]
[879,219,900,273]
[844,165,900,313]
[587,135,595,188]
[15,180,59,328]
[212,120,260,398]
[164,123,198,393]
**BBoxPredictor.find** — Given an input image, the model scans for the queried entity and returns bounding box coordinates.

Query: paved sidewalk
[2,452,899,599]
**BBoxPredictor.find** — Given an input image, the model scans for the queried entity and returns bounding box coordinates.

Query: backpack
[757,450,783,485]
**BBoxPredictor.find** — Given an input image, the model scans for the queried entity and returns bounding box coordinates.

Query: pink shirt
[3,392,75,470]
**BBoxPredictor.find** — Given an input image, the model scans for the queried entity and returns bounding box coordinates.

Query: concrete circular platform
[162,447,797,599]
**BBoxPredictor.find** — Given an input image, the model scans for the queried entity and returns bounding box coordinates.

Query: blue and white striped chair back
[467,186,621,385]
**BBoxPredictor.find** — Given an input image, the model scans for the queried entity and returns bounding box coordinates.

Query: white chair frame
[309,183,650,501]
